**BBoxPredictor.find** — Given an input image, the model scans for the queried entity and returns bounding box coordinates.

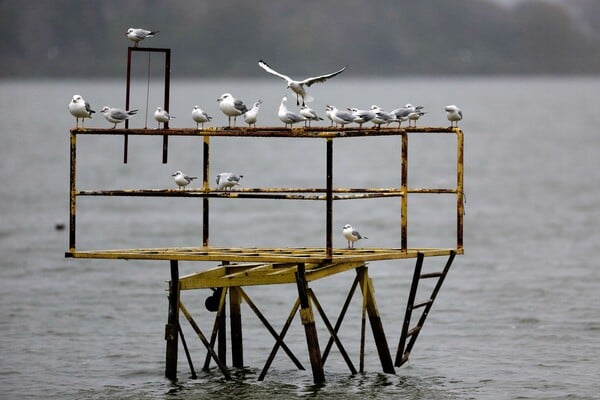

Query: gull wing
[301,65,347,87]
[258,60,293,83]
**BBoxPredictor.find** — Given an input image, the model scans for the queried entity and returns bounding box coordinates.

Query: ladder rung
[420,272,443,279]
[413,299,432,309]
[407,325,421,337]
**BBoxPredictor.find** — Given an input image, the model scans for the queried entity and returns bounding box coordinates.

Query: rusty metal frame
[124,47,171,163]
[67,127,464,257]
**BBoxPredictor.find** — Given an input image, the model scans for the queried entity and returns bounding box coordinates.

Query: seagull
[278,96,306,128]
[408,110,427,127]
[342,224,368,249]
[390,106,412,127]
[326,105,355,127]
[445,105,463,127]
[126,28,159,47]
[171,171,197,190]
[216,172,244,191]
[370,105,397,128]
[347,107,375,129]
[192,106,212,129]
[153,107,174,129]
[100,106,138,128]
[244,100,263,127]
[68,95,95,128]
[217,93,248,127]
[258,59,347,106]
[299,105,324,127]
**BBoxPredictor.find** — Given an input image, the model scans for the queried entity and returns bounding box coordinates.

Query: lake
[0,76,598,399]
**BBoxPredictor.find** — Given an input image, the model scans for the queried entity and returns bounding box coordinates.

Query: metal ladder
[395,250,456,366]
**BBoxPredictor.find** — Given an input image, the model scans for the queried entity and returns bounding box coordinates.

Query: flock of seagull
[67,27,464,249]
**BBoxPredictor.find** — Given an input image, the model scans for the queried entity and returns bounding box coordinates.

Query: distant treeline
[2,0,600,77]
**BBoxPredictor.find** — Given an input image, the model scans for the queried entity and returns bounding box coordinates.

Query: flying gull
[258,59,347,106]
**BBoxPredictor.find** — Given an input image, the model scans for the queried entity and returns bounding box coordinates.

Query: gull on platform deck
[343,224,368,249]
[258,59,347,106]
[216,172,244,191]
[153,107,174,129]
[244,100,263,127]
[68,94,95,128]
[171,171,197,190]
[126,28,159,47]
[192,106,212,129]
[278,96,306,128]
[445,105,463,127]
[100,106,138,128]
[217,93,248,127]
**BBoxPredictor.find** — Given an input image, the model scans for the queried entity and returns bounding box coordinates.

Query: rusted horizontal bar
[75,187,457,199]
[70,126,459,138]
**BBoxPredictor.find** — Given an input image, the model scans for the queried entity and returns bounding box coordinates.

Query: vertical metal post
[124,48,132,163]
[161,48,171,163]
[165,260,180,381]
[124,47,171,163]
[229,287,244,368]
[401,133,408,251]
[203,135,210,247]
[326,138,333,258]
[296,263,325,384]
[69,131,77,251]
[456,130,464,250]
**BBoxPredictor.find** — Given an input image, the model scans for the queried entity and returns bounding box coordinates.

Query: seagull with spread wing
[258,60,347,106]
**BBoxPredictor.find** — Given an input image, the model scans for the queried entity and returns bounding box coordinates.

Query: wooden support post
[295,263,325,384]
[359,267,368,372]
[165,260,179,381]
[229,286,244,368]
[357,266,395,374]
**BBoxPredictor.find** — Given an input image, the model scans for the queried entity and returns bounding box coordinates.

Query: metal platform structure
[65,125,464,383]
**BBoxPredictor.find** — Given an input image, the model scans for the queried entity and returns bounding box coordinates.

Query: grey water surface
[0,77,598,399]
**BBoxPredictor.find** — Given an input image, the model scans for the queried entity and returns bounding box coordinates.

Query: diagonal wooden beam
[238,287,304,371]
[308,289,357,374]
[179,300,231,380]
[258,297,301,381]
[203,287,228,370]
[322,273,360,363]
